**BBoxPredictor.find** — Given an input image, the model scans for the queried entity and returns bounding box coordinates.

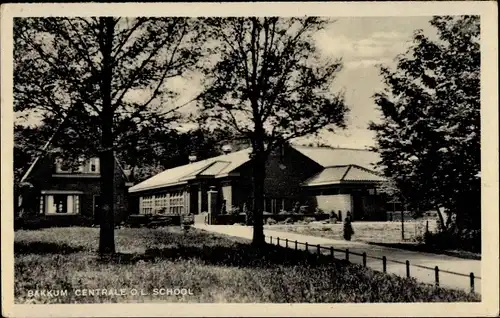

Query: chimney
[222,144,232,154]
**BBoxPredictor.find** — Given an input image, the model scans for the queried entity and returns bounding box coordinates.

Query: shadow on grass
[14,241,84,255]
[99,243,350,269]
[367,242,481,260]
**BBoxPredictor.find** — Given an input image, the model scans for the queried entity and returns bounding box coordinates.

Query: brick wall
[231,146,323,210]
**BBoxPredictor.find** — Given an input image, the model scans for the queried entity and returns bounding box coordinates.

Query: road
[193,224,481,294]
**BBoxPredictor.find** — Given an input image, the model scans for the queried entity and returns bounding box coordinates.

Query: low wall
[213,213,331,225]
[386,211,414,222]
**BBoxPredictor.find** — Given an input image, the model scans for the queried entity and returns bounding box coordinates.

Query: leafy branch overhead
[14,17,205,159]
[199,17,348,153]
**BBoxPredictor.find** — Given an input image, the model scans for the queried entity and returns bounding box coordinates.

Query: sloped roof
[128,148,252,193]
[303,165,386,187]
[293,145,381,171]
[129,145,386,193]
[343,166,386,182]
[304,166,350,186]
[198,161,231,176]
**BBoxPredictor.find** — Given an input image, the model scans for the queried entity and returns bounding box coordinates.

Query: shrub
[424,228,481,253]
[284,217,294,224]
[413,234,424,243]
[278,209,289,215]
[266,218,277,225]
[227,206,241,215]
[299,205,310,214]
[303,217,316,224]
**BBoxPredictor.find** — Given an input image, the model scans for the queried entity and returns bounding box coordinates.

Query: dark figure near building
[343,212,354,241]
[329,210,338,223]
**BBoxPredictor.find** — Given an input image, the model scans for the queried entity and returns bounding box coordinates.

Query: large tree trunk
[435,204,446,232]
[99,17,116,255]
[251,138,267,247]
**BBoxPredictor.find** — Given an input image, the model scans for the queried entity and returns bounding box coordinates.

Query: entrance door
[190,186,199,215]
[93,195,101,225]
[352,192,364,221]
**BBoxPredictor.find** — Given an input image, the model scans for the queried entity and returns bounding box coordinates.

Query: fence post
[406,260,410,278]
[470,272,475,293]
[362,252,367,267]
[317,244,321,255]
[330,246,334,259]
[285,238,288,248]
[346,249,349,262]
[435,266,440,287]
[295,240,298,251]
[277,237,280,246]
[305,242,308,252]
[382,256,387,273]
[270,236,272,244]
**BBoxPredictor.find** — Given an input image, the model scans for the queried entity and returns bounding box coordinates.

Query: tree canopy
[369,16,480,230]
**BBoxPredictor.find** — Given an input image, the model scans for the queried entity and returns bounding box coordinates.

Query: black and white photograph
[1,2,498,317]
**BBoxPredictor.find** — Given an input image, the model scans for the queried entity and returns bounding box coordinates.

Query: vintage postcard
[1,1,498,317]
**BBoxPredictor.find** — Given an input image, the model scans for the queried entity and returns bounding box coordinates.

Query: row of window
[139,191,185,215]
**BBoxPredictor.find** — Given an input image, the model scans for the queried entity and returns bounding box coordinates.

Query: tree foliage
[14,124,54,187]
[117,127,235,183]
[14,17,206,254]
[199,17,348,244]
[369,16,480,230]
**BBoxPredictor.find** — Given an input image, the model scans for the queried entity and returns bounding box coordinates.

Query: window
[55,158,72,173]
[140,196,153,215]
[55,157,100,174]
[169,191,184,215]
[154,193,169,214]
[39,196,44,215]
[89,157,100,173]
[140,192,185,215]
[44,194,80,215]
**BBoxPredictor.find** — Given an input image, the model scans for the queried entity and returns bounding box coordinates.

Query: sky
[16,16,437,149]
[297,16,436,148]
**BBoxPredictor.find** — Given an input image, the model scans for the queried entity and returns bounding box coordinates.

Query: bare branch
[63,18,100,76]
[111,32,175,110]
[139,24,188,110]
[111,18,147,60]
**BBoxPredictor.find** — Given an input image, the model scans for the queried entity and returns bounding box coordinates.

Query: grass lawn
[14,227,480,303]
